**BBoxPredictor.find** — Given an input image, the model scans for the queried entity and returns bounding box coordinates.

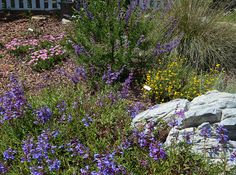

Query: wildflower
[0,162,7,174]
[230,150,236,161]
[149,142,166,161]
[128,102,144,118]
[73,44,84,55]
[82,114,93,127]
[66,139,89,158]
[102,66,123,85]
[35,106,52,124]
[138,132,148,147]
[200,126,212,138]
[3,148,17,160]
[56,101,67,113]
[182,131,193,144]
[29,166,44,175]
[216,125,229,144]
[47,159,61,171]
[80,165,90,174]
[93,153,126,174]
[120,72,133,98]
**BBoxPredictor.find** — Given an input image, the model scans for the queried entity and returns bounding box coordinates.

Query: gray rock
[222,108,236,120]
[182,91,236,128]
[165,123,236,167]
[62,18,71,25]
[131,99,189,127]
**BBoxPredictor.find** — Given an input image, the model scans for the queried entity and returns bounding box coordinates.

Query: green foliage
[68,0,167,76]
[143,56,223,102]
[160,0,236,71]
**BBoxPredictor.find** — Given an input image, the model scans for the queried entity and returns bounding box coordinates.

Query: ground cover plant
[1,0,236,174]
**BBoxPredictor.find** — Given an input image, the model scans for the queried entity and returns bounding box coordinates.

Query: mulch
[0,15,78,95]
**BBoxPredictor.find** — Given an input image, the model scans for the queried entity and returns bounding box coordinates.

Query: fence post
[23,0,28,9]
[57,0,60,9]
[14,0,19,9]
[40,0,44,10]
[48,0,52,10]
[6,0,11,9]
[32,0,36,9]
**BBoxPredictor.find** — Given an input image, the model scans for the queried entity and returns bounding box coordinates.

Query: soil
[0,15,77,95]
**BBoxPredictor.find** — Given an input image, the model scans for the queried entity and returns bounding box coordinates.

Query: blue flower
[216,125,229,144]
[149,142,167,161]
[0,162,7,174]
[47,159,61,171]
[35,106,52,124]
[3,148,16,160]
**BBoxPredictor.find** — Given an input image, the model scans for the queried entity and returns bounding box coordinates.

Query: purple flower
[127,102,144,118]
[93,153,126,174]
[56,101,67,113]
[230,150,236,161]
[80,165,90,175]
[120,72,133,98]
[66,139,89,158]
[29,166,44,175]
[182,131,193,144]
[216,125,229,144]
[47,159,61,171]
[0,75,27,123]
[3,148,17,160]
[200,126,212,138]
[82,114,93,127]
[0,162,7,174]
[102,66,123,85]
[35,106,52,124]
[149,142,166,161]
[138,132,148,147]
[73,44,84,56]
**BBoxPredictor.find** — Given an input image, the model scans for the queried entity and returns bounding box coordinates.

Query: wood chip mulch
[0,16,78,95]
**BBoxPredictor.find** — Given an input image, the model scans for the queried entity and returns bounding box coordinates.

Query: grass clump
[159,0,236,71]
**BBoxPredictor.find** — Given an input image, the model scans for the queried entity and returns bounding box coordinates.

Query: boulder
[131,99,189,127]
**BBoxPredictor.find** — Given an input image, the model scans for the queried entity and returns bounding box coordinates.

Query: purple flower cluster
[120,72,133,98]
[216,125,229,144]
[125,0,140,23]
[132,125,167,162]
[230,150,236,161]
[154,35,182,56]
[5,38,38,50]
[66,139,89,159]
[73,44,85,56]
[34,106,52,124]
[82,114,93,127]
[102,66,123,85]
[168,109,185,127]
[56,101,67,113]
[200,126,212,138]
[63,67,87,85]
[28,45,65,65]
[3,148,17,160]
[21,130,59,168]
[127,102,144,118]
[149,142,167,161]
[0,75,27,123]
[182,131,194,144]
[93,153,126,174]
[0,162,7,174]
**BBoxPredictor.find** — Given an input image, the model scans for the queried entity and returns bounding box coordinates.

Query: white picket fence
[0,0,61,10]
[0,0,165,11]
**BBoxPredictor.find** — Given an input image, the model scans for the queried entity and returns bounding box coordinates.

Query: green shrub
[67,0,177,78]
